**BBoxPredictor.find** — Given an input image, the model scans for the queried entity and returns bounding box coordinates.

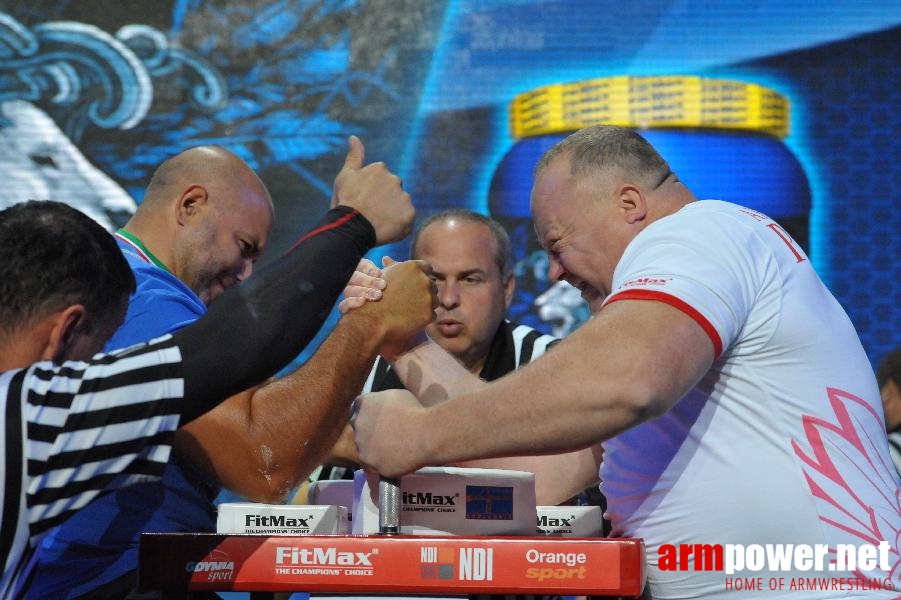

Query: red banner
[139,533,645,597]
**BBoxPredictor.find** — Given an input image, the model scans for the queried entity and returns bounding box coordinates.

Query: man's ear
[616,183,648,225]
[43,305,86,363]
[175,184,209,225]
[503,271,515,310]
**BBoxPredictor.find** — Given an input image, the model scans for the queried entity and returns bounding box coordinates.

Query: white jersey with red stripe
[600,200,901,598]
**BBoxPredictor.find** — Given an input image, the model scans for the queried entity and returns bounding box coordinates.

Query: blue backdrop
[1,0,898,367]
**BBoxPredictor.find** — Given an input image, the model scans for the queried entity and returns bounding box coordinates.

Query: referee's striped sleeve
[510,323,558,367]
[24,340,184,535]
[2,338,186,596]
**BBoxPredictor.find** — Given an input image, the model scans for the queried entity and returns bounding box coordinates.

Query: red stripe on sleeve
[605,289,724,358]
[285,209,360,255]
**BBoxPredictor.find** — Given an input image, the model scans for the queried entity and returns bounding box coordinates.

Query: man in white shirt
[351,125,901,598]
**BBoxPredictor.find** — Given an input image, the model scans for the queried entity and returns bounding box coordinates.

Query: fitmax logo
[275,547,375,566]
[245,514,313,527]
[538,515,573,528]
[402,491,458,506]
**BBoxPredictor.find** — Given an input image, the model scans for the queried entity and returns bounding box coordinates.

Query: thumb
[343,135,365,170]
[381,255,397,267]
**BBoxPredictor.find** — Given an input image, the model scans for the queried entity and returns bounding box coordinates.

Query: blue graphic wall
[1,1,898,367]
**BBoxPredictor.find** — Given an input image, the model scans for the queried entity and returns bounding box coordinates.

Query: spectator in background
[877,347,901,475]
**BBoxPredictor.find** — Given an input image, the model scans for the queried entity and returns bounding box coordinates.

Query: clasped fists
[349,388,428,478]
[332,136,414,245]
[341,256,434,359]
[361,259,437,344]
[338,258,385,314]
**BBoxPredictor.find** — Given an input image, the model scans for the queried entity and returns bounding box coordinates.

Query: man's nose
[236,258,253,282]
[437,280,460,307]
[547,254,566,282]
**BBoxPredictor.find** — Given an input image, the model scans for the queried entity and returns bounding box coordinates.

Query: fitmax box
[536,505,604,537]
[352,466,537,535]
[217,503,348,535]
[307,479,355,511]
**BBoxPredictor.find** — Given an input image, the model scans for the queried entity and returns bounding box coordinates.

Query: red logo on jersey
[620,277,671,289]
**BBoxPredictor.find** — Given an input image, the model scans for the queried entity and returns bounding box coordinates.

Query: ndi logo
[459,548,494,581]
[420,546,455,580]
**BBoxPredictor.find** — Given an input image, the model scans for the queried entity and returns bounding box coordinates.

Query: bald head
[125,146,275,304]
[411,209,514,279]
[142,146,273,213]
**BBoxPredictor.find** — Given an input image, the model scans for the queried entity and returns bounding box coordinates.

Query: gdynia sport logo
[657,541,895,592]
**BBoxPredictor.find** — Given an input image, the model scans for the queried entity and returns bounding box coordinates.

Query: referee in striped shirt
[314,210,555,480]
[314,210,604,511]
[0,198,434,596]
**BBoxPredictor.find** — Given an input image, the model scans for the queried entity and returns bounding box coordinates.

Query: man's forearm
[389,338,485,405]
[390,339,599,505]
[226,314,384,501]
[174,256,436,500]
[173,206,375,424]
[414,300,716,466]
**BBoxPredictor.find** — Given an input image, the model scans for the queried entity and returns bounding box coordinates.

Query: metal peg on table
[378,477,400,535]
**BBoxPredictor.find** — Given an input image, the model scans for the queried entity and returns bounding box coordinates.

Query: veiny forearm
[174,207,375,424]
[391,339,600,504]
[412,300,715,470]
[177,314,384,502]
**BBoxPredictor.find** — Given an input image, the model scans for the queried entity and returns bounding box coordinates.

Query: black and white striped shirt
[364,320,558,392]
[1,340,183,597]
[322,321,562,600]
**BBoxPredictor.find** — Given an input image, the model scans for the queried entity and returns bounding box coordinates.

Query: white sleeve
[603,204,775,359]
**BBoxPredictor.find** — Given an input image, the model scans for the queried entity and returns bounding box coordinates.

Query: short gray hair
[535,125,671,186]
[411,209,513,278]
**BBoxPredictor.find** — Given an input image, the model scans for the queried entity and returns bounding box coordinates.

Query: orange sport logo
[525,548,588,582]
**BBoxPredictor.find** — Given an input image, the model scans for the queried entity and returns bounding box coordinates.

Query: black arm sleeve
[171,206,376,423]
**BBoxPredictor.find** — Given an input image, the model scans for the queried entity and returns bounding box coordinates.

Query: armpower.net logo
[657,542,896,592]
